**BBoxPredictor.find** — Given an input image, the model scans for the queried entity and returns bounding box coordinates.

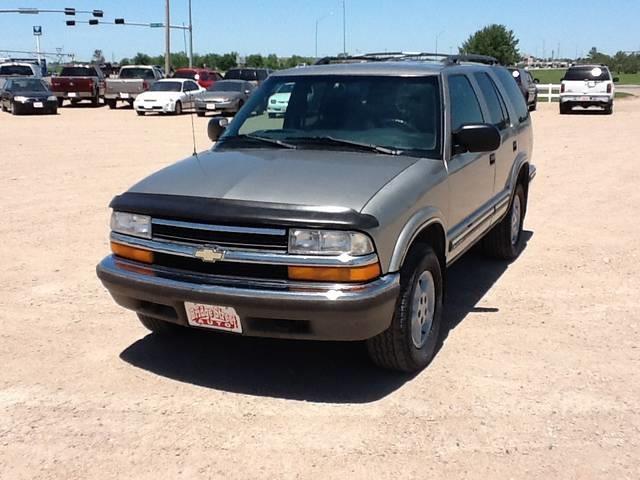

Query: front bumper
[135,102,174,113]
[195,101,236,113]
[13,99,57,113]
[96,255,399,341]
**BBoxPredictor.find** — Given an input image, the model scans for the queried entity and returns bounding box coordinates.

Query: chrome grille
[151,219,288,251]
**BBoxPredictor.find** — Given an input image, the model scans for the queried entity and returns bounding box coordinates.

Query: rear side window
[473,72,509,130]
[493,67,529,124]
[448,75,484,131]
[61,67,96,77]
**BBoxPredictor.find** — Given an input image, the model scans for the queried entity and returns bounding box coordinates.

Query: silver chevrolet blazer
[97,53,536,372]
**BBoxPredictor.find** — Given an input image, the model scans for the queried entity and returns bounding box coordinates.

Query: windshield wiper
[221,134,297,149]
[287,136,403,156]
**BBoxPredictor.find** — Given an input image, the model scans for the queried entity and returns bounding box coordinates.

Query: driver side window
[448,75,484,132]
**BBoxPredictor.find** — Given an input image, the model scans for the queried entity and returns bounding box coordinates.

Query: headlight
[110,211,152,238]
[47,96,57,101]
[288,229,374,256]
[14,96,28,103]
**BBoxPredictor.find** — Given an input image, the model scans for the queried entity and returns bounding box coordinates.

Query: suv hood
[129,149,419,212]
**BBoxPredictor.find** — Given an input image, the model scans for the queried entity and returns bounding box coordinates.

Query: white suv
[560,64,617,115]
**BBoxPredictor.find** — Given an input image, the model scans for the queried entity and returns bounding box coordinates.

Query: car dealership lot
[1,102,639,479]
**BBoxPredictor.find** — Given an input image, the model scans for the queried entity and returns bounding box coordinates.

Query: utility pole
[342,0,346,56]
[188,0,193,67]
[165,0,170,75]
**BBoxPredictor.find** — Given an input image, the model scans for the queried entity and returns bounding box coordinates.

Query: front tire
[136,110,145,116]
[367,245,443,372]
[483,184,526,260]
[137,314,182,335]
[174,101,182,115]
[11,102,19,115]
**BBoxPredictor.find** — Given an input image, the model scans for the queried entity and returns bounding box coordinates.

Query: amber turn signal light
[110,241,154,264]
[288,263,381,283]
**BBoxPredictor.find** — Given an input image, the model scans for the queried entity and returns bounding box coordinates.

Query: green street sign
[149,23,164,28]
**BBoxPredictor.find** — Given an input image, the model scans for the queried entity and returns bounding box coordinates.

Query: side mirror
[533,78,540,84]
[453,124,501,154]
[560,77,566,82]
[244,89,251,95]
[613,77,620,83]
[208,116,228,142]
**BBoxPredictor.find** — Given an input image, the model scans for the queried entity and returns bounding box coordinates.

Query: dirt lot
[1,99,639,479]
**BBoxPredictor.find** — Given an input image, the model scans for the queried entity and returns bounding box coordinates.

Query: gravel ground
[1,100,639,479]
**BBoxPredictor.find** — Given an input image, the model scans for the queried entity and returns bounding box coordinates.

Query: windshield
[0,65,34,76]
[60,67,96,77]
[150,81,182,92]
[9,79,48,92]
[208,81,242,92]
[218,75,441,158]
[120,68,156,80]
[225,69,258,81]
[564,66,611,81]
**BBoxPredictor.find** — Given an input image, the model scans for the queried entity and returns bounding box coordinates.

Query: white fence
[536,84,561,102]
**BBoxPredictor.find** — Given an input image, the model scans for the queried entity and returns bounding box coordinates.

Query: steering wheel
[379,118,419,133]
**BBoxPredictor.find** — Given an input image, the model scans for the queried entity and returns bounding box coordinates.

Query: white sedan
[133,78,205,116]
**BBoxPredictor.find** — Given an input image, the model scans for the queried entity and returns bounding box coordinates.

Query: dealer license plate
[578,96,590,101]
[185,302,242,333]
[33,102,44,108]
[206,103,217,110]
[120,92,129,98]
[68,92,77,97]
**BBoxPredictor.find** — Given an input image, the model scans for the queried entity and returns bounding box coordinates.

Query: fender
[388,206,447,272]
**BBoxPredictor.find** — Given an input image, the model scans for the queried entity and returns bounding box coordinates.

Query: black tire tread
[137,314,180,334]
[483,184,525,260]
[367,244,442,372]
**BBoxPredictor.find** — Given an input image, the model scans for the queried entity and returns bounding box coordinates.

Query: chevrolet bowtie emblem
[194,247,225,263]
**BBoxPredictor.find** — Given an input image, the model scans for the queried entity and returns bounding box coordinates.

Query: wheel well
[406,222,446,280]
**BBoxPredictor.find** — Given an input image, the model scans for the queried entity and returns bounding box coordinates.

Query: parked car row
[0,63,274,116]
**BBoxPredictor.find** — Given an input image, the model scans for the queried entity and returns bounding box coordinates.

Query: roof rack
[314,52,500,66]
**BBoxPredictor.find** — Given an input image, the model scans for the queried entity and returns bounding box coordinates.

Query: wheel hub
[411,270,436,348]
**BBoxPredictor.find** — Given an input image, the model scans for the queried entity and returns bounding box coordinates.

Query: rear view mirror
[208,116,228,142]
[534,78,540,84]
[453,124,501,154]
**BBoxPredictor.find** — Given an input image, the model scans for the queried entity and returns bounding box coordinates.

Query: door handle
[513,140,518,152]
[489,153,496,165]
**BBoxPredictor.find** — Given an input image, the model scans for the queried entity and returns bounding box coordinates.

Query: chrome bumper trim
[99,255,399,301]
[110,232,379,267]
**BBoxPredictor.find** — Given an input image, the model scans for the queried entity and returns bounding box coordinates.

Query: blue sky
[1,0,638,61]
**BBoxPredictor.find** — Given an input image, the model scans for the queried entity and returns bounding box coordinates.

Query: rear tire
[91,94,100,107]
[366,244,443,372]
[559,103,570,115]
[136,110,145,116]
[483,184,526,260]
[137,314,182,335]
[106,99,117,109]
[57,98,64,107]
[197,111,205,117]
[604,103,613,115]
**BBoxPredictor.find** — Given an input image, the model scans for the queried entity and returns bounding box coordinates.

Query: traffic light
[92,10,103,18]
[66,20,75,26]
[89,19,98,25]
[114,18,125,25]
[64,7,75,16]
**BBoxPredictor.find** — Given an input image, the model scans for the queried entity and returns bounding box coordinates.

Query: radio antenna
[189,104,198,158]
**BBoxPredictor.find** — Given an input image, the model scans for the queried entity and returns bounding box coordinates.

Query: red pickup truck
[50,65,105,107]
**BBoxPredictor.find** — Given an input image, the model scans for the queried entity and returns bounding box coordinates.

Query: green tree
[92,49,105,64]
[132,52,152,65]
[459,24,520,65]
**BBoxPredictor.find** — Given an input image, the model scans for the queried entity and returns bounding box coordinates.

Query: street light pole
[342,0,346,56]
[188,0,193,67]
[165,0,170,75]
[435,30,444,56]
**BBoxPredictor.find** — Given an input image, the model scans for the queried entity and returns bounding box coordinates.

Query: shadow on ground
[120,231,533,403]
